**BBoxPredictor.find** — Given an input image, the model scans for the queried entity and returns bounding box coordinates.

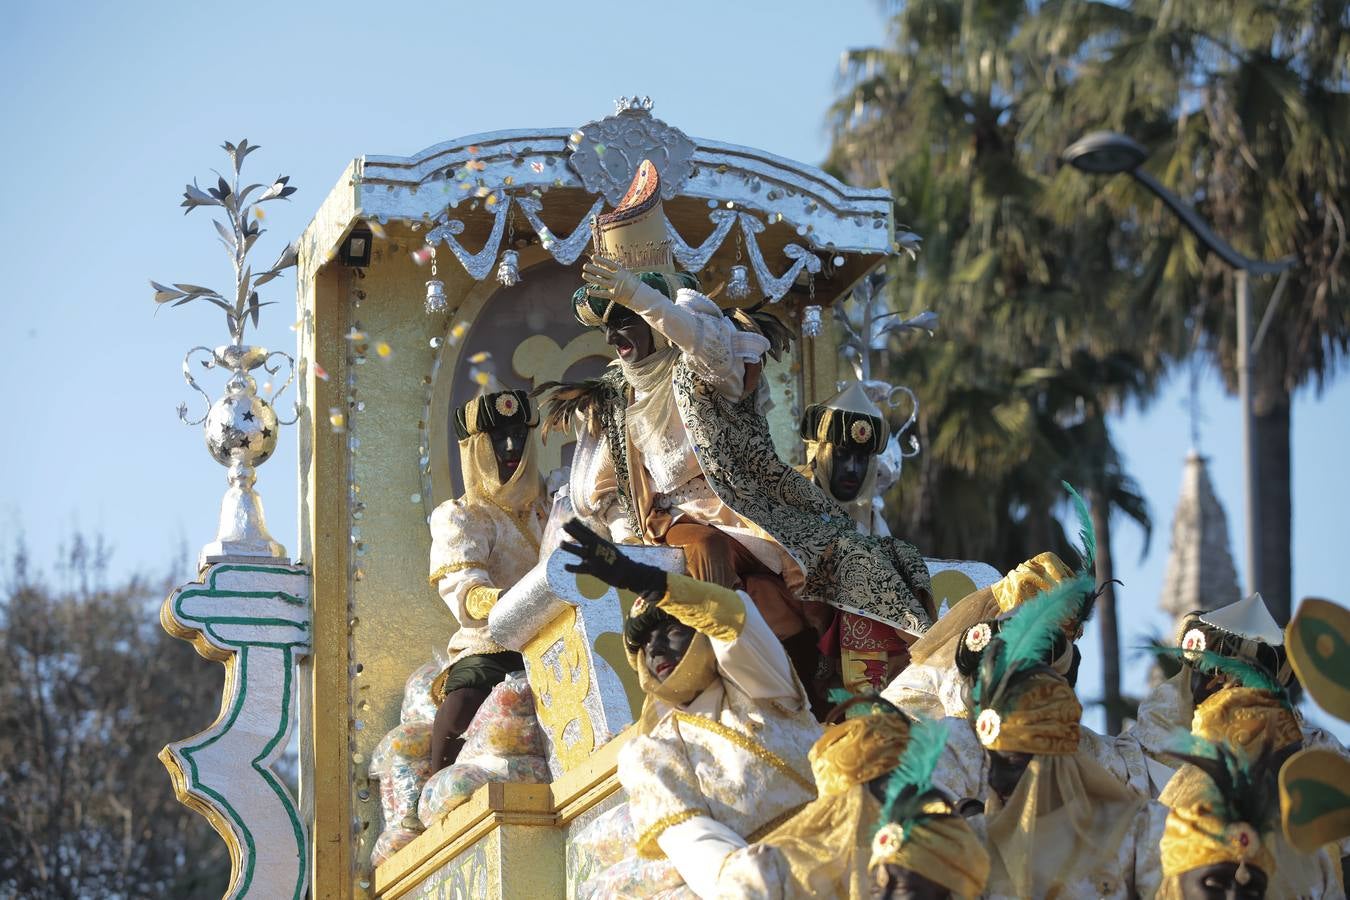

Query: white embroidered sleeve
[657,816,749,899]
[930,719,987,803]
[714,590,802,705]
[624,285,768,399]
[428,499,496,626]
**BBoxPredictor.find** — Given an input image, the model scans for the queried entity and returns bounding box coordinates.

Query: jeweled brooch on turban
[975,709,1002,746]
[850,419,873,444]
[1181,627,1208,658]
[965,622,994,653]
[495,393,520,417]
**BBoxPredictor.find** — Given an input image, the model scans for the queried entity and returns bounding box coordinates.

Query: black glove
[559,519,667,596]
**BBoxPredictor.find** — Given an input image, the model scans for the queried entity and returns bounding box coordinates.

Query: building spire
[1159,452,1241,628]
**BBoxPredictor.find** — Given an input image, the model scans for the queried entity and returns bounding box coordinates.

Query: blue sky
[2,1,1346,734]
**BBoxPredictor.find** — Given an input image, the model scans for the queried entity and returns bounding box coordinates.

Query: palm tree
[828,0,1159,729]
[1032,0,1350,624]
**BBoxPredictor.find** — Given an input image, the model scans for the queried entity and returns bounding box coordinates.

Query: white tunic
[427,496,545,664]
[568,288,795,583]
[618,593,821,900]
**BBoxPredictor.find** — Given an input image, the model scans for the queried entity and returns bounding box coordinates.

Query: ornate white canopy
[301,98,897,303]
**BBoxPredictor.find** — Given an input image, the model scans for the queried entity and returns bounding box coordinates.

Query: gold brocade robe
[930,718,1164,899]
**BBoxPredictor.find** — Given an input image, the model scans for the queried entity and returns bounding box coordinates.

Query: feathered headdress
[869,715,992,896]
[875,715,949,835]
[1159,733,1280,883]
[1151,646,1301,758]
[1150,647,1285,699]
[971,570,1096,714]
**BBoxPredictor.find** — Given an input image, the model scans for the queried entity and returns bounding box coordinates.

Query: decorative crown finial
[615,95,654,115]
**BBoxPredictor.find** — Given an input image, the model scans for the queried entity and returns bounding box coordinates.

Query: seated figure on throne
[558,519,820,900]
[799,383,935,693]
[541,159,932,691]
[426,388,548,772]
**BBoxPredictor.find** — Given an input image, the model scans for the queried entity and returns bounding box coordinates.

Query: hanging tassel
[495,249,520,287]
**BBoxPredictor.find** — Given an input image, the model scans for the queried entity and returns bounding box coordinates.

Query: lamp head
[1063,131,1150,175]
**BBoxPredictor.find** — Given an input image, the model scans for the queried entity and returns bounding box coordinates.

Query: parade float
[151,95,1117,899]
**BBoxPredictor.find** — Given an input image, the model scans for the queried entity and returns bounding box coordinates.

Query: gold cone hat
[593,159,676,274]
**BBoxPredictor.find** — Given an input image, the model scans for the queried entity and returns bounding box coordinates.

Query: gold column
[307,263,353,900]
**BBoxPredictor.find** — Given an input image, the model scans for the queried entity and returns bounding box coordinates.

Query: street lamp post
[1062,131,1296,620]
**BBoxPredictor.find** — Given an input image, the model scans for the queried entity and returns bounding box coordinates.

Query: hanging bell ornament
[495,249,521,287]
[424,278,447,315]
[801,304,823,338]
[725,264,752,302]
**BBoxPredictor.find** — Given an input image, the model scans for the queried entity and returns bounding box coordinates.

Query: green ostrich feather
[973,571,1095,710]
[1062,481,1096,572]
[1150,646,1286,699]
[1166,731,1279,837]
[877,715,950,839]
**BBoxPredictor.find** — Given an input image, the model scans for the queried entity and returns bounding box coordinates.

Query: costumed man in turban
[716,700,990,900]
[557,519,820,900]
[799,384,936,694]
[1149,647,1346,898]
[543,159,931,691]
[426,388,547,772]
[1157,739,1283,900]
[886,485,1152,794]
[929,567,1165,899]
[1126,592,1350,797]
[867,716,990,900]
[882,550,1076,719]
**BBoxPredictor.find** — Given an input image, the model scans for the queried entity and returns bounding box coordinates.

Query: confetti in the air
[567,130,584,150]
[375,341,392,359]
[254,207,266,220]
[465,159,486,172]
[594,143,607,156]
[314,363,330,381]
[345,328,367,342]
[329,408,346,431]
[368,221,387,240]
[468,351,492,364]
[467,145,480,155]
[531,161,544,173]
[411,246,434,265]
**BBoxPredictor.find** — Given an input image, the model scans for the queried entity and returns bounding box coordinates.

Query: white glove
[581,255,652,308]
[715,844,786,900]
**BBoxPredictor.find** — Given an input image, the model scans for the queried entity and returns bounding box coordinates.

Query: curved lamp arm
[1129,168,1296,276]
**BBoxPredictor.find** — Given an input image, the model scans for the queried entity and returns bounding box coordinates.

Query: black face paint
[871,863,952,900]
[489,424,530,483]
[1178,862,1268,900]
[986,750,1033,803]
[642,620,695,682]
[829,444,872,502]
[603,313,655,364]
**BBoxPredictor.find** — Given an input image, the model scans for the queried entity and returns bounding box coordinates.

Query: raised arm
[581,257,769,397]
[557,520,799,702]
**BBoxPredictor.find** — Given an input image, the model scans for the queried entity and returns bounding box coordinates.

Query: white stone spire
[1159,452,1241,627]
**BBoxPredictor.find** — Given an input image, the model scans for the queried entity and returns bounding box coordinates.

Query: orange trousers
[662,521,806,639]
